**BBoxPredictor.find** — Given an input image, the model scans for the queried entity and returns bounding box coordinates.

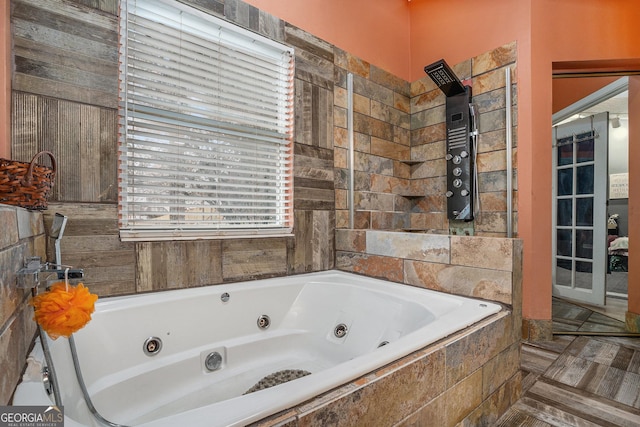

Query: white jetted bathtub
[14,270,502,427]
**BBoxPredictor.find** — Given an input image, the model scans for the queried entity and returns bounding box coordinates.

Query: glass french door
[552,112,608,306]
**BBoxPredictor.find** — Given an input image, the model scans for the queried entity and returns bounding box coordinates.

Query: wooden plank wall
[11,0,118,203]
[14,0,337,296]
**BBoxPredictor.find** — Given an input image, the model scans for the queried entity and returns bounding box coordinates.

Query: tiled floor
[552,297,632,334]
[496,335,640,426]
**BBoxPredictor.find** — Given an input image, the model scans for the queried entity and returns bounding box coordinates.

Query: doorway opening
[551,76,634,335]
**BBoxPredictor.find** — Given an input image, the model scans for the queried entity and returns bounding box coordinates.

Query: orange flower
[30,282,98,339]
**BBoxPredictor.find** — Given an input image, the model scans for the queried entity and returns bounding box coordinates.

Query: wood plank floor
[496,336,640,426]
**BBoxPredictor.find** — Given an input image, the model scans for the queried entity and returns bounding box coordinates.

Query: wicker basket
[0,151,57,210]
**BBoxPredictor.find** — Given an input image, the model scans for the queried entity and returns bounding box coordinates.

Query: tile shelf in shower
[399,159,424,166]
[396,192,424,198]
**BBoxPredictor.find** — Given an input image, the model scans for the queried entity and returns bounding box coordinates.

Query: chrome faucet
[16,256,84,289]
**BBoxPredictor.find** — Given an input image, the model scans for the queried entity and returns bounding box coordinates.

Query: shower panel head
[424,59,466,97]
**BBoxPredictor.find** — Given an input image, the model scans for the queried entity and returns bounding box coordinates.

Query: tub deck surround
[14,271,503,427]
[336,229,523,308]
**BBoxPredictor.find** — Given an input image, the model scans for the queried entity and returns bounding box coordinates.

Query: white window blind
[118,0,294,241]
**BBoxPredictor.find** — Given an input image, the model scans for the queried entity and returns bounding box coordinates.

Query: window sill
[119,228,294,242]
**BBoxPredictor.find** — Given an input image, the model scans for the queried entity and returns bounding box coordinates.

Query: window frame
[118,0,295,242]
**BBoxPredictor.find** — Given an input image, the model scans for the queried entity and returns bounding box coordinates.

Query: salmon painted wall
[552,77,618,114]
[408,0,529,81]
[1,0,10,158]
[242,0,412,81]
[534,0,640,319]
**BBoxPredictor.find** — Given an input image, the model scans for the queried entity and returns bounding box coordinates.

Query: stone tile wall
[333,52,413,230]
[255,311,521,427]
[0,206,43,404]
[410,42,518,236]
[332,42,518,236]
[336,229,522,308]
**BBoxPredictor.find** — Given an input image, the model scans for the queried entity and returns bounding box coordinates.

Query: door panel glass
[575,229,593,259]
[576,198,593,226]
[577,165,594,194]
[558,169,573,196]
[556,259,573,286]
[557,199,572,226]
[558,143,573,166]
[574,261,593,289]
[557,229,572,256]
[577,138,594,163]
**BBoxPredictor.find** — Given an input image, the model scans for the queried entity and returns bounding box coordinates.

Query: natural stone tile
[410,75,438,98]
[472,41,517,77]
[370,174,410,194]
[411,123,446,147]
[345,53,370,79]
[479,191,507,212]
[354,192,395,211]
[445,314,513,388]
[355,132,371,153]
[394,161,411,180]
[478,170,508,192]
[372,100,411,130]
[450,236,513,271]
[335,229,366,253]
[453,59,472,81]
[370,65,411,97]
[335,252,403,282]
[411,140,445,161]
[411,176,447,196]
[354,171,371,191]
[478,108,506,134]
[471,65,512,97]
[443,368,483,426]
[334,86,347,109]
[335,188,347,210]
[394,125,411,147]
[370,137,410,161]
[404,260,448,291]
[298,348,446,427]
[412,195,446,213]
[446,264,512,303]
[459,370,522,427]
[0,208,18,248]
[411,89,443,114]
[0,297,37,405]
[477,149,508,173]
[482,343,521,398]
[354,152,393,175]
[411,105,446,129]
[399,393,446,427]
[333,106,348,129]
[366,231,449,263]
[473,87,506,115]
[478,128,506,153]
[353,92,371,115]
[412,158,446,179]
[394,92,411,114]
[333,146,347,169]
[410,213,447,231]
[475,212,507,234]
